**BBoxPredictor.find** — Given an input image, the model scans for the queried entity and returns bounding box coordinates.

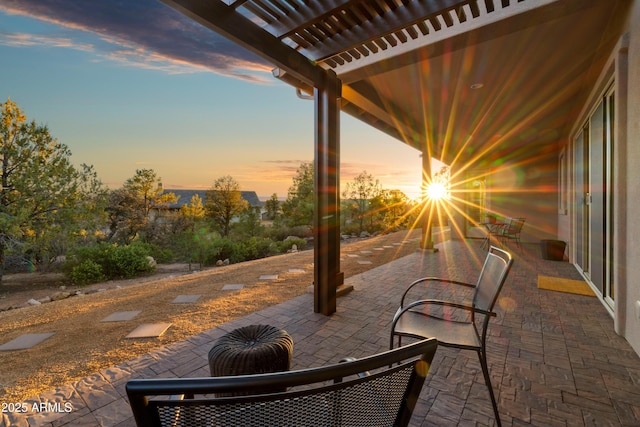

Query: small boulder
[28,299,41,306]
[51,291,71,301]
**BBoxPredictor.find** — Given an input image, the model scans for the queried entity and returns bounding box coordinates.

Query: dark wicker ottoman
[208,324,294,395]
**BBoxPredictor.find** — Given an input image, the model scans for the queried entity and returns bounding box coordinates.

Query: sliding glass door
[574,84,614,306]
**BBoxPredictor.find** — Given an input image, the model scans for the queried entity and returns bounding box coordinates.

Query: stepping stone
[259,275,278,280]
[346,254,360,258]
[223,284,244,291]
[288,269,305,273]
[171,295,201,304]
[384,245,394,248]
[374,248,384,251]
[126,323,172,339]
[101,311,141,322]
[357,261,373,265]
[0,333,55,351]
[360,250,373,254]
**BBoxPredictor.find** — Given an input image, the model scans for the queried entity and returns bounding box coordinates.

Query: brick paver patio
[3,239,639,426]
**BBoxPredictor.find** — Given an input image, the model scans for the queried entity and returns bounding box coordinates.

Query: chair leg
[478,349,501,427]
[389,333,402,350]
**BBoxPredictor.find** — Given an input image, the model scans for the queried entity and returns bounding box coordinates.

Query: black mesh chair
[390,246,513,427]
[126,338,438,427]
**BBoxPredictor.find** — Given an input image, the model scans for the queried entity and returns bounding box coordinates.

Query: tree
[0,98,106,278]
[236,206,264,238]
[370,189,414,231]
[179,193,205,232]
[204,175,248,237]
[105,169,177,243]
[264,193,280,220]
[281,162,314,228]
[342,171,381,233]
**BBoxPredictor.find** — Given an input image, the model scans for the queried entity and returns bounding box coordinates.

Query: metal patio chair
[390,246,513,427]
[126,338,438,427]
[499,217,526,250]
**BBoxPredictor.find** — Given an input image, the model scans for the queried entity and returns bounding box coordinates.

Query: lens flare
[425,182,448,201]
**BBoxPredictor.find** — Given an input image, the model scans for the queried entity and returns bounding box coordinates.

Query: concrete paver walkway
[3,240,639,426]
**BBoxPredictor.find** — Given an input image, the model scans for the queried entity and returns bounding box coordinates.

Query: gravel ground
[0,229,438,402]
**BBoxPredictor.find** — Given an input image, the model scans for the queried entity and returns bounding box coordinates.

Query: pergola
[161,0,627,315]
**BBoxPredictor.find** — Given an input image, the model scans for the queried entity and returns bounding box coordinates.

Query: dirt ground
[0,229,431,402]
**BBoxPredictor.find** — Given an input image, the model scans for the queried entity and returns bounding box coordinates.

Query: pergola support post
[420,153,436,251]
[314,71,343,315]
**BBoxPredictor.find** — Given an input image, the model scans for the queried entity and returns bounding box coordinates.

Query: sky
[0,0,423,199]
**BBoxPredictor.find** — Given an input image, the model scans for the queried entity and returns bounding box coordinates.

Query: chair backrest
[126,338,438,427]
[506,217,526,234]
[472,246,513,314]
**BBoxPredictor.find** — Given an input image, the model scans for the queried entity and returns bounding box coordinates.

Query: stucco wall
[624,0,640,354]
[489,154,559,244]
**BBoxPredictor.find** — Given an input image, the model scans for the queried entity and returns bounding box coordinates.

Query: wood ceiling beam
[161,0,331,88]
[298,0,467,61]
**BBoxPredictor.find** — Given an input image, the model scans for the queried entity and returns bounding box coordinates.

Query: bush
[232,237,276,263]
[69,260,106,285]
[265,223,313,241]
[146,244,174,264]
[274,237,308,253]
[65,241,156,283]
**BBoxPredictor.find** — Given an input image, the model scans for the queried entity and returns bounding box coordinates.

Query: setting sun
[425,182,449,201]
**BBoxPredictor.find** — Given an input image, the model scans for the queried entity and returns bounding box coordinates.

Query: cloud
[0,0,273,82]
[0,32,94,51]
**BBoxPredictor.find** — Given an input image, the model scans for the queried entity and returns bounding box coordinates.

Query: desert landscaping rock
[51,291,71,301]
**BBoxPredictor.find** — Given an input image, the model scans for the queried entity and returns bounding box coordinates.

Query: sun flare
[425,182,449,201]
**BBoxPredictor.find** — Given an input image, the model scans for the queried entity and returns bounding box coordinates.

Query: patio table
[481,222,504,250]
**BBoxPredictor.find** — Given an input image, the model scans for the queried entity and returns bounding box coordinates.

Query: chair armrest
[400,277,475,307]
[393,299,496,324]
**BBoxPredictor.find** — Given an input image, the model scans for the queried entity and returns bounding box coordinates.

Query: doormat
[537,275,595,296]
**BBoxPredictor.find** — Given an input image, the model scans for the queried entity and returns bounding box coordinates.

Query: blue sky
[0,1,422,199]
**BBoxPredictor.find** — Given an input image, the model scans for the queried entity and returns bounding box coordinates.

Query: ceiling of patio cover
[163,0,630,167]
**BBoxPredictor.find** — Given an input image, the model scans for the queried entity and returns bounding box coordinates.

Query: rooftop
[4,239,640,426]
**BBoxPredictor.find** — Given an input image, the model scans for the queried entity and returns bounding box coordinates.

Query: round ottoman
[208,324,294,395]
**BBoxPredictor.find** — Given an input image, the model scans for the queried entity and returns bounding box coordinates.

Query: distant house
[164,189,263,210]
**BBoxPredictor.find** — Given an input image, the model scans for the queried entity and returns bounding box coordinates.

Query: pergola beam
[160,0,327,88]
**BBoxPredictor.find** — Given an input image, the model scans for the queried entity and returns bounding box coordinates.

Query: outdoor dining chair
[390,246,513,427]
[499,217,526,250]
[126,338,438,427]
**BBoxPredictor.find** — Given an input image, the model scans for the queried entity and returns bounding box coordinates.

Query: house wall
[569,0,640,354]
[624,0,640,354]
[488,149,560,244]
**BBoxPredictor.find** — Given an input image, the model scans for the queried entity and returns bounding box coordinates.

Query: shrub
[65,241,156,283]
[104,243,155,278]
[274,237,308,253]
[69,260,106,285]
[232,237,275,262]
[209,237,235,264]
